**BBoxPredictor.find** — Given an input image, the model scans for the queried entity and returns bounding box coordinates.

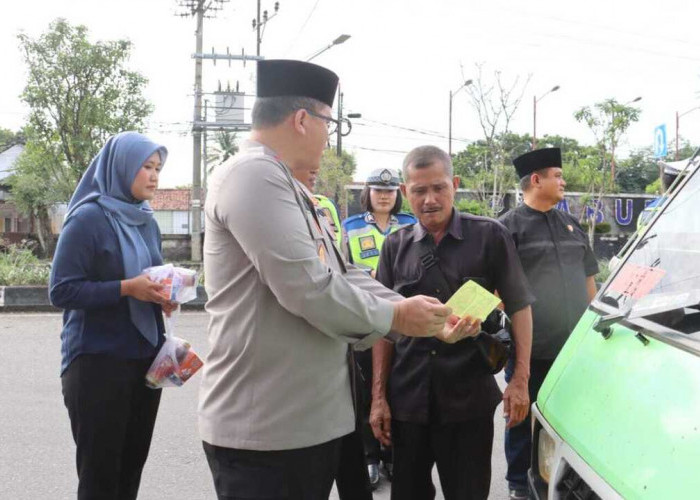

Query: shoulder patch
[342,213,367,230]
[396,213,417,225]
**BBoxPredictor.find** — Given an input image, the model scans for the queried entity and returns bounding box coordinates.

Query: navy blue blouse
[50,202,165,375]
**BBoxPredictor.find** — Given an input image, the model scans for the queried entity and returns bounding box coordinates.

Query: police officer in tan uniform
[200,60,477,499]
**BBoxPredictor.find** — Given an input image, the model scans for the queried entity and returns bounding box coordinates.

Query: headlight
[538,428,556,483]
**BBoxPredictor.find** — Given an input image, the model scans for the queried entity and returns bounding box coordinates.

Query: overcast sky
[1,0,699,187]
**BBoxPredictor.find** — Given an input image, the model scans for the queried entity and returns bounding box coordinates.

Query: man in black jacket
[499,148,598,500]
[371,145,535,500]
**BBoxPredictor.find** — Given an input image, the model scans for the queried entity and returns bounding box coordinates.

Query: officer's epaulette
[342,213,367,230]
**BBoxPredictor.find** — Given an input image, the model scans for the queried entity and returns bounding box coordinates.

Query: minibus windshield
[600,159,700,342]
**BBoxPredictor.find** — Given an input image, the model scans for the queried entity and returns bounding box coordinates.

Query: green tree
[11,19,152,254]
[317,150,356,217]
[574,98,641,245]
[461,64,531,215]
[616,147,661,193]
[0,128,24,151]
[453,132,532,184]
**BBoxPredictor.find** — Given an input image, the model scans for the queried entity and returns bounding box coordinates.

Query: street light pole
[448,79,473,156]
[532,85,560,150]
[675,106,700,160]
[610,96,642,187]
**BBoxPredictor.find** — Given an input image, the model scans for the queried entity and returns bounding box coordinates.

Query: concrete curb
[0,286,208,312]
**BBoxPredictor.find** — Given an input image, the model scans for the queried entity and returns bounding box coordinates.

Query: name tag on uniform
[359,235,379,259]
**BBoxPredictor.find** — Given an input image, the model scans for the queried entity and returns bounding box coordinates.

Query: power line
[342,144,410,155]
[286,0,322,54]
[511,8,699,51]
[526,30,700,64]
[352,120,472,143]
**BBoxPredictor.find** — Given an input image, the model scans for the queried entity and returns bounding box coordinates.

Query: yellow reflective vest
[314,194,342,246]
[342,211,417,271]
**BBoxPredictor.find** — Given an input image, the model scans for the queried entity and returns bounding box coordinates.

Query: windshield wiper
[596,289,700,344]
[593,309,630,339]
[635,233,657,250]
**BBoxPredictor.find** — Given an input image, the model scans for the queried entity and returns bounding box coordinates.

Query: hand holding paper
[436,314,482,344]
[445,280,502,322]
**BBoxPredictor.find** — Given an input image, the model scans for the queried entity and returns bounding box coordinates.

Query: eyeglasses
[304,109,353,137]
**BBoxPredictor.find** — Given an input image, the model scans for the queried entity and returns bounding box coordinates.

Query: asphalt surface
[0,312,510,499]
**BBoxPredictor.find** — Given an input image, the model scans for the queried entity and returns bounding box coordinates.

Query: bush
[645,178,662,195]
[455,198,491,216]
[0,242,51,286]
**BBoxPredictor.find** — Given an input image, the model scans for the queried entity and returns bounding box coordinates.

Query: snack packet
[143,264,199,303]
[145,334,203,388]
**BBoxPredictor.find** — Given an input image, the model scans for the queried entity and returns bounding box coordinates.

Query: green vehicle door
[536,152,700,499]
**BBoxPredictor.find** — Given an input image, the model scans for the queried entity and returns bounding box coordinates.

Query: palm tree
[207,130,238,173]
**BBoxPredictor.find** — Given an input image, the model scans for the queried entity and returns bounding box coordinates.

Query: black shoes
[509,488,529,500]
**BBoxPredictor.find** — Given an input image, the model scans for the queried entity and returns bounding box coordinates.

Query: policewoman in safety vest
[341,168,416,488]
[343,168,416,277]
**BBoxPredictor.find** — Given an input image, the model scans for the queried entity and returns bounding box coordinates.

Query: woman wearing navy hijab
[50,131,176,499]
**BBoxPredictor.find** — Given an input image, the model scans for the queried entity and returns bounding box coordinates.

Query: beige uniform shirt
[199,141,399,451]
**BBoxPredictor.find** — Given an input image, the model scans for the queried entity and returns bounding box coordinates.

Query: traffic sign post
[654,124,668,158]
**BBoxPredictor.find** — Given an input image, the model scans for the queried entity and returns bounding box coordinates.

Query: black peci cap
[512,148,562,178]
[257,59,339,108]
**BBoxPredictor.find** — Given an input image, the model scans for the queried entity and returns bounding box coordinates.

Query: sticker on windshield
[609,264,666,299]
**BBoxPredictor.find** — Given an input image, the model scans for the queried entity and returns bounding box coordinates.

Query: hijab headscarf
[66,131,168,346]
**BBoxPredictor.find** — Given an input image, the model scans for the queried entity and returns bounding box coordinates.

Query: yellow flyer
[445,280,502,321]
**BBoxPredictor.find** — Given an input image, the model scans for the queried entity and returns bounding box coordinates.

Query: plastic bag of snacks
[145,315,203,389]
[143,264,203,389]
[143,263,198,304]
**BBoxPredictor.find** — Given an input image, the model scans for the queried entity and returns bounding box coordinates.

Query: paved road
[0,312,510,499]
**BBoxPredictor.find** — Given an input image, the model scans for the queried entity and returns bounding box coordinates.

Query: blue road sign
[654,124,667,158]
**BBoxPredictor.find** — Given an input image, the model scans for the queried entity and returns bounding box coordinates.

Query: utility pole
[176,0,229,261]
[203,99,208,199]
[178,0,277,261]
[256,0,261,56]
[334,89,360,156]
[252,1,280,56]
[192,3,204,262]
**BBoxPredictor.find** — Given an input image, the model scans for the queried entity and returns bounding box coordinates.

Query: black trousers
[504,358,554,490]
[391,417,494,500]
[203,437,344,500]
[335,429,373,500]
[61,354,161,500]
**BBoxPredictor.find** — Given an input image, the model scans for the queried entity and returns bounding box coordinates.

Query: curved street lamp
[532,85,560,150]
[448,79,473,156]
[306,34,351,62]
